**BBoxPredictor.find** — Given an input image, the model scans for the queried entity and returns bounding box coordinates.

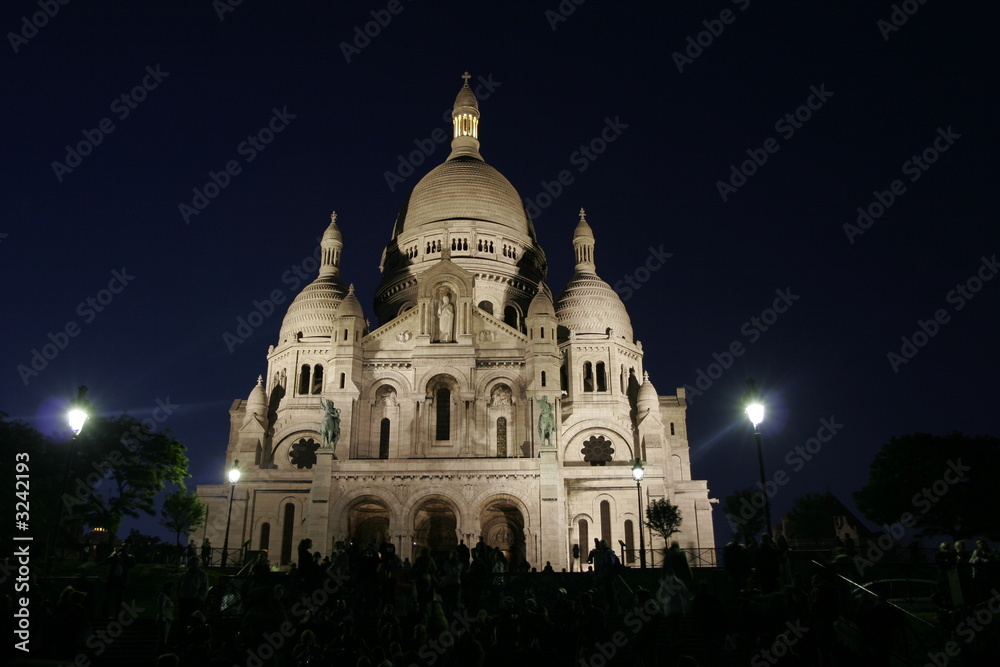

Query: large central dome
[393,155,534,239]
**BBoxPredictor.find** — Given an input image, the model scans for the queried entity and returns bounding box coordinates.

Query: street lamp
[632,457,647,569]
[46,386,91,572]
[221,460,241,567]
[744,379,772,539]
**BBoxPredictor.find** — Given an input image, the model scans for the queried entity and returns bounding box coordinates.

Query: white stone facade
[197,76,715,569]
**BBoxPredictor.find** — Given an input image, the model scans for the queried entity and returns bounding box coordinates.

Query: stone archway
[348,497,391,549]
[413,498,458,557]
[480,499,526,566]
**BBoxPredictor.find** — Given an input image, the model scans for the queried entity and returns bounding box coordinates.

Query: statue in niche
[537,396,555,447]
[319,398,341,458]
[437,293,455,342]
[376,388,397,408]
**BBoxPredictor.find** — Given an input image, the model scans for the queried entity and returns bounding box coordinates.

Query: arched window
[478,300,494,316]
[579,519,590,562]
[254,442,262,466]
[435,388,451,441]
[311,365,323,394]
[583,362,594,392]
[596,362,607,392]
[540,326,545,339]
[624,520,635,564]
[496,416,507,457]
[600,500,612,545]
[259,522,270,551]
[298,365,310,395]
[620,365,626,393]
[280,503,295,566]
[670,422,675,436]
[379,418,390,459]
[541,371,547,388]
[340,373,346,389]
[560,364,568,392]
[503,305,519,329]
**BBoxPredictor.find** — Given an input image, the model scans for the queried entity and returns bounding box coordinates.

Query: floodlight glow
[67,408,89,435]
[746,403,765,428]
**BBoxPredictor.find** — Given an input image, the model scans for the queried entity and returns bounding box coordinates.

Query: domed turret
[244,375,268,426]
[278,212,349,343]
[555,209,634,341]
[637,371,658,412]
[338,284,365,319]
[527,282,556,319]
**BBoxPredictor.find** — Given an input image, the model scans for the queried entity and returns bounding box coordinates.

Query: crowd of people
[22,533,1000,665]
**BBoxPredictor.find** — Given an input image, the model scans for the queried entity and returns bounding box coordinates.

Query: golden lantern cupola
[448,72,482,160]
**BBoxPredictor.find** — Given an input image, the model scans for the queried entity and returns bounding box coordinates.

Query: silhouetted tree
[786,493,836,543]
[161,487,207,546]
[645,498,683,543]
[723,486,768,543]
[854,432,1000,540]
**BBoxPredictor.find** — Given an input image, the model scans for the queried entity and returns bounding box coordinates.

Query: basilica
[197,75,715,569]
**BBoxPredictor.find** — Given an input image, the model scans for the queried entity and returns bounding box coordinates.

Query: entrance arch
[480,498,526,566]
[412,498,458,556]
[347,497,392,549]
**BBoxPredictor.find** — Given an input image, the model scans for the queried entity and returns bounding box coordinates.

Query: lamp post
[744,379,772,539]
[46,386,91,572]
[221,460,240,567]
[632,457,647,569]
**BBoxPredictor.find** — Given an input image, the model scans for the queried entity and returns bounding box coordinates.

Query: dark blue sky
[3,1,997,546]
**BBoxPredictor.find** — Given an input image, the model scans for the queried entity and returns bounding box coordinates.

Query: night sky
[4,1,998,547]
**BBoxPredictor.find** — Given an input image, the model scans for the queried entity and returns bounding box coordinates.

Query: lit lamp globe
[746,402,764,429]
[67,408,89,436]
[228,463,241,484]
[631,457,645,482]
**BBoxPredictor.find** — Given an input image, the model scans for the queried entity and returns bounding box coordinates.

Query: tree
[854,432,1000,541]
[161,487,207,546]
[722,486,768,543]
[62,414,190,539]
[645,498,683,543]
[785,493,836,543]
[1,413,61,550]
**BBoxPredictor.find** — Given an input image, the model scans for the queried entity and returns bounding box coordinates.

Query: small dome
[637,371,658,409]
[454,84,478,112]
[278,275,348,342]
[244,376,267,425]
[338,285,365,319]
[555,272,634,340]
[527,283,555,319]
